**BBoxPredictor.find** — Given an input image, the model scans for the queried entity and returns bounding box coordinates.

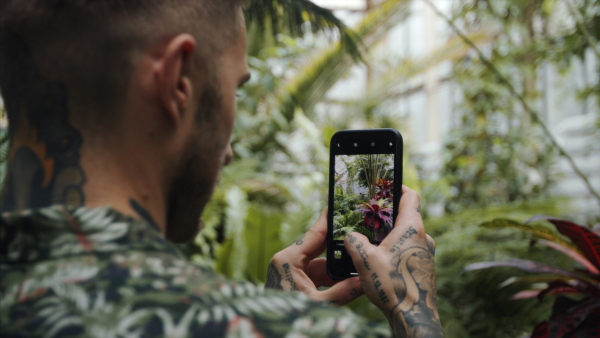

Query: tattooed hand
[265,208,363,305]
[345,186,444,338]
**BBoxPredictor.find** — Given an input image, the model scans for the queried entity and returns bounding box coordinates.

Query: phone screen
[332,153,395,243]
[327,129,402,280]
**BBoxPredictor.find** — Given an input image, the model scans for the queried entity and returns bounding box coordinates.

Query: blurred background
[1,0,599,336]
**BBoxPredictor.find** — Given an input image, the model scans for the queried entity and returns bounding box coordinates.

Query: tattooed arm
[264,209,363,305]
[346,186,444,337]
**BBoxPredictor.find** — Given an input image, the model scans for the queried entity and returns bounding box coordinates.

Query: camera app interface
[332,154,395,243]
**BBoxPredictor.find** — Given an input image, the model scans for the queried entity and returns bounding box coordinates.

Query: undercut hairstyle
[0,0,245,134]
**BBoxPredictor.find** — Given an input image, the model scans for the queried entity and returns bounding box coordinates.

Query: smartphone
[326,129,403,280]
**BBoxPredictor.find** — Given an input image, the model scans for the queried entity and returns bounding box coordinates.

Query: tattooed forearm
[390,226,418,253]
[265,262,283,290]
[388,246,444,337]
[282,263,298,291]
[392,310,444,338]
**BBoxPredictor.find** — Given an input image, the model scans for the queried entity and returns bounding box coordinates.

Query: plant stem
[423,0,600,208]
[565,0,600,60]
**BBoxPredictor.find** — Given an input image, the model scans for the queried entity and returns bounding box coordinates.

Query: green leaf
[244,0,363,61]
[529,216,600,272]
[499,275,573,289]
[243,205,284,283]
[481,219,581,254]
[464,258,584,281]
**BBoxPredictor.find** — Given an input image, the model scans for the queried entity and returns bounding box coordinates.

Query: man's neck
[1,119,86,212]
[2,133,169,236]
[79,143,169,231]
[1,29,169,233]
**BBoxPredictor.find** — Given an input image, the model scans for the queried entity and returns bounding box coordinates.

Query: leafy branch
[565,0,600,60]
[423,0,600,208]
[244,0,363,61]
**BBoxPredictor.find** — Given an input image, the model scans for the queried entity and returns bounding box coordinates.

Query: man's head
[0,0,250,242]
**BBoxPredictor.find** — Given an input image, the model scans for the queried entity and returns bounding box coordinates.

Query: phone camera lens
[371,142,375,147]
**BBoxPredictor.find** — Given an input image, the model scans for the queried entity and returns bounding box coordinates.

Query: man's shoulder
[2,250,390,337]
[0,206,391,337]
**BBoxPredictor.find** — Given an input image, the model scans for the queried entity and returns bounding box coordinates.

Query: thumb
[344,232,376,274]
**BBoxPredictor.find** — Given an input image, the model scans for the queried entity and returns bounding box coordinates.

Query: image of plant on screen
[333,154,394,241]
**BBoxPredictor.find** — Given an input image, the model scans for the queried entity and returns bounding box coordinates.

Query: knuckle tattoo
[347,233,356,244]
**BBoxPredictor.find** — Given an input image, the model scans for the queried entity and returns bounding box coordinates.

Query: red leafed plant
[356,198,393,241]
[464,216,600,337]
[374,178,394,200]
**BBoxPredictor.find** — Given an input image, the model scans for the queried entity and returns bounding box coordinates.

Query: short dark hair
[0,0,244,132]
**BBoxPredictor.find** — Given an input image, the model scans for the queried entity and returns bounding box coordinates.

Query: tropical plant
[374,178,394,200]
[356,154,392,198]
[356,198,393,241]
[244,0,363,61]
[424,0,600,213]
[464,217,600,337]
[332,189,364,239]
[424,198,568,337]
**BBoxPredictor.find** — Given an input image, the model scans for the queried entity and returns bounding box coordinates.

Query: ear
[155,33,198,125]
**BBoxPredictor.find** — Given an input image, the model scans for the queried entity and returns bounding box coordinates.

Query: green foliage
[245,0,363,61]
[435,0,600,214]
[481,219,580,254]
[427,198,573,337]
[464,217,600,337]
[278,0,412,122]
[440,0,554,213]
[355,154,393,197]
[332,189,363,240]
[190,0,599,333]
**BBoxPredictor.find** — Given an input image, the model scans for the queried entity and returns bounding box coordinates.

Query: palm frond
[317,29,494,124]
[279,0,413,121]
[244,0,363,61]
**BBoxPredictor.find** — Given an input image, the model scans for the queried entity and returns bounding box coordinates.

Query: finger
[381,185,424,249]
[344,232,376,275]
[306,277,363,306]
[307,258,337,288]
[284,208,328,263]
[345,232,398,311]
[426,234,436,255]
[397,185,422,227]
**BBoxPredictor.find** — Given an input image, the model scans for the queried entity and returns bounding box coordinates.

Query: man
[0,0,444,336]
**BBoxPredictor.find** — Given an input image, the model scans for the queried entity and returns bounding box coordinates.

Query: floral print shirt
[0,205,390,337]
